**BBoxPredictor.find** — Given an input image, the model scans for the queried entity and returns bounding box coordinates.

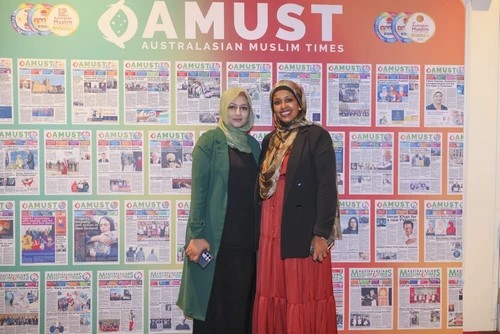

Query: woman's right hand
[185,239,210,263]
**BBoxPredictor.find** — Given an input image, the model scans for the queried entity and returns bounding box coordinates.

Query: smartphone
[310,234,335,255]
[198,250,214,268]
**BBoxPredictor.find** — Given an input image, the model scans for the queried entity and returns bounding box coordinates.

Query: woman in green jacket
[177,87,260,333]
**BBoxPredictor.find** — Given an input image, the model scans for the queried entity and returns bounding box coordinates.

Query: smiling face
[272,89,300,124]
[433,91,443,105]
[227,93,250,128]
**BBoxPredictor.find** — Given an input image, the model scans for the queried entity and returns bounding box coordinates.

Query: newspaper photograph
[424,65,465,127]
[349,268,394,330]
[124,60,170,125]
[0,201,14,266]
[125,200,171,264]
[44,271,92,334]
[375,64,420,127]
[1,129,40,195]
[0,272,40,333]
[0,58,13,124]
[226,62,273,125]
[149,131,195,194]
[424,200,463,262]
[333,200,370,263]
[330,131,345,194]
[349,132,394,194]
[149,270,193,333]
[327,64,371,127]
[277,63,322,122]
[20,200,67,266]
[97,130,144,195]
[175,200,190,264]
[71,60,119,124]
[447,133,464,195]
[447,268,463,328]
[398,268,442,329]
[44,130,92,195]
[375,200,419,262]
[398,132,442,194]
[97,270,144,333]
[175,61,221,125]
[17,58,66,124]
[73,200,120,264]
[332,268,345,330]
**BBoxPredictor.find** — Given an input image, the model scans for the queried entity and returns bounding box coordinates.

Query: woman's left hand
[310,235,329,262]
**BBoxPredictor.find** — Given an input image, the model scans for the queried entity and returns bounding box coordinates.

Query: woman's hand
[310,235,329,262]
[185,239,210,263]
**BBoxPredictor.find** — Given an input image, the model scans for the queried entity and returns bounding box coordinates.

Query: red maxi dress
[253,155,338,334]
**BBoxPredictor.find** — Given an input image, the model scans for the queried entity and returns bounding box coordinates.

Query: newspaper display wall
[124,200,171,264]
[20,200,67,265]
[330,131,346,195]
[446,268,463,328]
[277,63,322,122]
[349,268,393,330]
[327,64,371,127]
[124,60,171,125]
[424,65,465,127]
[0,58,13,124]
[226,62,273,125]
[96,130,144,195]
[73,200,120,264]
[175,200,190,264]
[17,58,66,124]
[375,200,419,262]
[398,132,442,194]
[424,200,463,262]
[349,132,394,194]
[44,130,92,195]
[97,270,144,333]
[71,60,119,124]
[0,201,15,266]
[334,200,370,262]
[0,272,40,333]
[44,271,92,334]
[175,61,222,125]
[447,133,464,195]
[149,270,193,333]
[0,129,40,195]
[332,268,345,331]
[375,64,420,127]
[398,268,442,330]
[149,131,195,194]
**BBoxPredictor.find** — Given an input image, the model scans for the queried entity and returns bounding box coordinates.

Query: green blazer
[176,127,260,321]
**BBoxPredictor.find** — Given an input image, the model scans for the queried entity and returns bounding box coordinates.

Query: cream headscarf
[217,87,254,153]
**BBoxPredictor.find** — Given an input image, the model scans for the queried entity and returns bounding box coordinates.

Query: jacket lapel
[284,127,307,204]
[214,128,229,189]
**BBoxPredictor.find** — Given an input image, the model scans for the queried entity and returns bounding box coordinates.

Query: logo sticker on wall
[374,11,435,43]
[98,0,138,49]
[11,3,79,36]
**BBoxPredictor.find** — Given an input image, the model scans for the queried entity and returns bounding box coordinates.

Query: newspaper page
[44,130,92,195]
[330,131,345,195]
[44,271,92,333]
[149,270,193,333]
[447,133,464,195]
[97,270,144,333]
[398,132,442,194]
[124,60,170,125]
[398,268,442,329]
[97,130,144,195]
[375,64,420,127]
[349,268,393,330]
[226,62,273,125]
[0,200,15,266]
[18,58,66,124]
[20,200,67,266]
[0,58,13,124]
[375,200,419,262]
[0,272,40,333]
[333,200,370,262]
[424,65,465,127]
[349,132,394,194]
[276,63,322,122]
[175,61,222,125]
[124,200,171,264]
[424,200,463,262]
[175,200,190,264]
[71,60,119,124]
[149,131,195,194]
[249,131,268,145]
[332,268,345,330]
[1,129,40,195]
[327,64,371,126]
[447,267,463,328]
[73,200,120,264]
